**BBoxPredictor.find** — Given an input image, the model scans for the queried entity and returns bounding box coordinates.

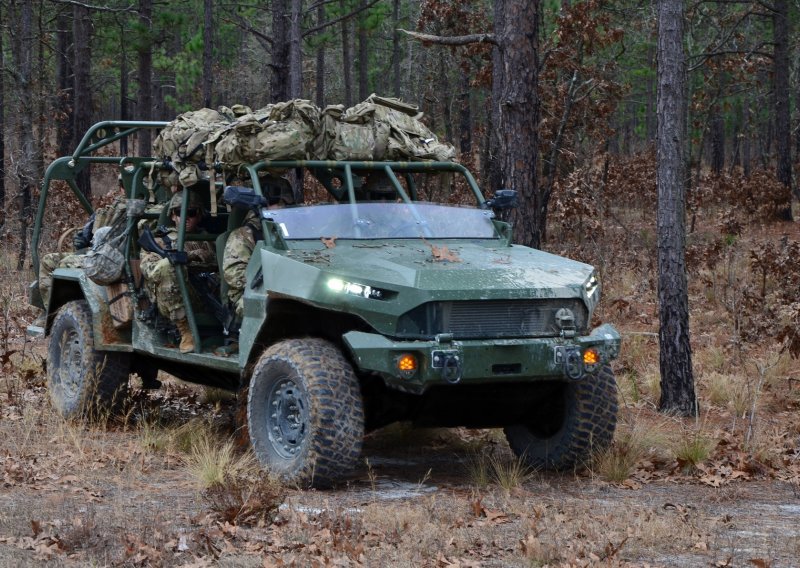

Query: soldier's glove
[72,214,95,250]
[138,226,188,265]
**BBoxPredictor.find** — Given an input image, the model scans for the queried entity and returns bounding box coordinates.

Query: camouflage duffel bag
[215,114,315,166]
[82,226,126,286]
[153,108,231,163]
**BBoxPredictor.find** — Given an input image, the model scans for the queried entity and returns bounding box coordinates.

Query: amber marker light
[583,348,600,366]
[398,354,418,372]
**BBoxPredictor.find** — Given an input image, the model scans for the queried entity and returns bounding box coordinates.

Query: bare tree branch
[226,14,274,51]
[302,0,382,37]
[47,0,136,13]
[688,47,773,72]
[398,29,498,47]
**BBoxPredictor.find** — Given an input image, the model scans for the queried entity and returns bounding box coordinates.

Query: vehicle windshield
[263,202,498,240]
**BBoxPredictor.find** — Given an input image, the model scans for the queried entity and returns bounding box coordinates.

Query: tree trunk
[34,2,46,180]
[458,71,471,156]
[357,0,369,100]
[487,0,505,195]
[288,0,303,98]
[55,8,74,157]
[0,2,6,231]
[710,107,724,175]
[729,104,740,173]
[656,0,696,416]
[773,0,794,218]
[392,0,401,97]
[120,23,129,155]
[645,44,656,142]
[742,100,751,177]
[500,0,541,249]
[9,0,36,269]
[271,0,290,102]
[340,0,353,107]
[72,3,92,197]
[137,0,153,155]
[203,0,213,108]
[315,2,326,107]
[438,56,453,144]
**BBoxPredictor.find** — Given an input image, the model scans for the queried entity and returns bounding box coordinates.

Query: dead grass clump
[490,455,532,491]
[617,333,663,406]
[170,417,215,454]
[465,451,492,488]
[616,371,641,404]
[137,415,217,455]
[204,471,286,526]
[594,416,669,482]
[593,444,639,483]
[695,345,730,375]
[641,368,662,404]
[618,333,655,376]
[673,429,716,472]
[703,371,750,417]
[184,433,259,488]
[465,451,532,490]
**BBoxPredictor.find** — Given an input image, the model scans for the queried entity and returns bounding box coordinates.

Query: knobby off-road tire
[247,338,364,488]
[47,300,130,421]
[504,366,618,471]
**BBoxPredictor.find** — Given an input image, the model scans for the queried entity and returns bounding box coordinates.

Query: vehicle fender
[583,323,621,361]
[49,268,132,351]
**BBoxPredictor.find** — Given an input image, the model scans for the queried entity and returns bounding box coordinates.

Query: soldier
[141,191,215,353]
[39,251,86,306]
[38,194,126,306]
[223,179,293,320]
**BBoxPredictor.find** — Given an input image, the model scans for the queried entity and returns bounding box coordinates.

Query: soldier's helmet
[169,190,205,216]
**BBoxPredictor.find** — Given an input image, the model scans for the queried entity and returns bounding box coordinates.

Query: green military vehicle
[30,121,620,488]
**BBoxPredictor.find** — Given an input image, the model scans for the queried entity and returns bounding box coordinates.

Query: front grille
[397,299,588,339]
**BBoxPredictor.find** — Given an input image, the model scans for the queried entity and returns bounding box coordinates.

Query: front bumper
[343,323,621,394]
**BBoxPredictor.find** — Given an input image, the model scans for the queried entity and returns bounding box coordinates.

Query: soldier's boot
[175,319,195,354]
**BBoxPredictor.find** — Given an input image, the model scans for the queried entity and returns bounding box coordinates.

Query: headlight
[327,277,388,300]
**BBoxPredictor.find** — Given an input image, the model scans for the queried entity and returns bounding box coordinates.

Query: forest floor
[0,374,798,567]
[1,197,800,566]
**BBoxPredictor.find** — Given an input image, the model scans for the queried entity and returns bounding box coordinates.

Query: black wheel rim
[265,375,308,459]
[56,326,82,401]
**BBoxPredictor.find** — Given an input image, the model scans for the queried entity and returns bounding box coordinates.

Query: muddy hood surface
[273,240,596,301]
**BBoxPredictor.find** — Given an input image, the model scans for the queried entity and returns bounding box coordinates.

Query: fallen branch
[398,29,497,47]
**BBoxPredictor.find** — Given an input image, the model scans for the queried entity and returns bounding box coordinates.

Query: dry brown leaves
[422,238,462,263]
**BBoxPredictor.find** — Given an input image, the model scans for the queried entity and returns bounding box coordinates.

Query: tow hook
[433,350,462,384]
[554,346,584,380]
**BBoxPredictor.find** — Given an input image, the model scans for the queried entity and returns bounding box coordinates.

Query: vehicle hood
[277,240,594,300]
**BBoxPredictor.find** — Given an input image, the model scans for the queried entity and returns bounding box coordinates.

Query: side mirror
[483,189,518,210]
[223,185,268,210]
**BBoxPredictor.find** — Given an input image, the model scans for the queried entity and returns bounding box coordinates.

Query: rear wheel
[504,366,617,470]
[247,338,364,488]
[47,300,130,420]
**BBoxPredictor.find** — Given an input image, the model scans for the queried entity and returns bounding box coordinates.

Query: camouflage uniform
[140,193,216,322]
[39,252,84,305]
[223,177,293,318]
[38,198,124,304]
[223,211,260,318]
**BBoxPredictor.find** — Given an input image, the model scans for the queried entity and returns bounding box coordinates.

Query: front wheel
[247,338,364,488]
[504,366,618,471]
[47,300,130,420]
